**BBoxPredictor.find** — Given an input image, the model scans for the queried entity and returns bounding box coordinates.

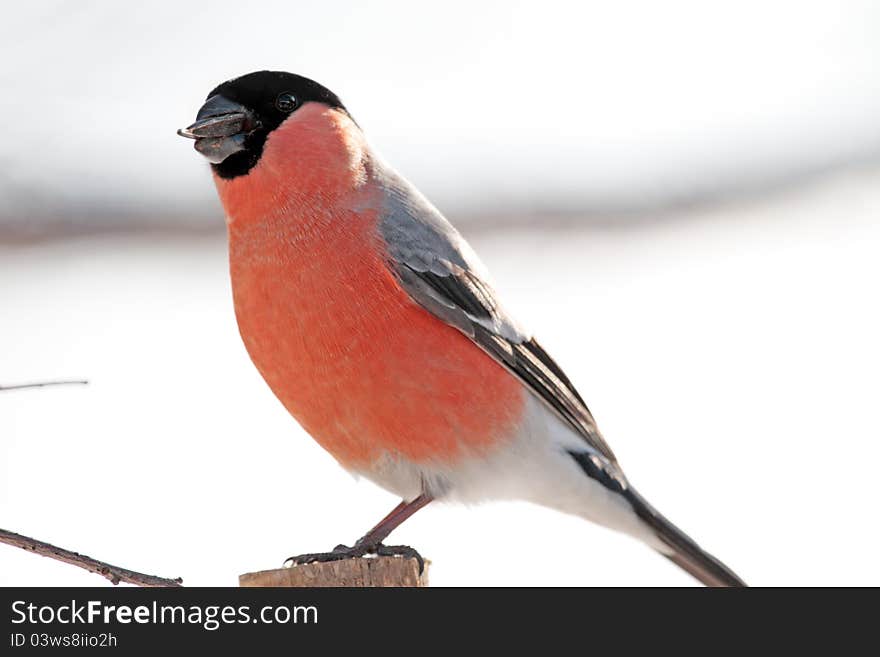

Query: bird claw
[374,544,425,574]
[284,544,364,566]
[284,542,425,573]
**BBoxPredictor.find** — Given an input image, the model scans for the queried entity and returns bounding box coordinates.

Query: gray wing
[376,168,617,463]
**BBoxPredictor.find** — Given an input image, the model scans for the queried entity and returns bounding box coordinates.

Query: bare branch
[0,528,182,587]
[0,380,89,392]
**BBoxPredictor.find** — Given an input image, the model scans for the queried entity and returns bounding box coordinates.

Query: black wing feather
[397,263,617,462]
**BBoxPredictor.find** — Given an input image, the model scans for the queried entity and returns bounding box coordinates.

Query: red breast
[213,104,525,468]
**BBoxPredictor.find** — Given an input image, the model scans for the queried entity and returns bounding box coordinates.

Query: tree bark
[0,527,182,587]
[240,557,428,587]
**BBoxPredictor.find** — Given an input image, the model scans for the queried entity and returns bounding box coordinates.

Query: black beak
[178,95,258,164]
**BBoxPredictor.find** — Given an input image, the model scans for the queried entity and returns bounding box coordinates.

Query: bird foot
[285,542,425,573]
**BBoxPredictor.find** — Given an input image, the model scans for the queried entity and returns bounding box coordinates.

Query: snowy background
[2,0,879,586]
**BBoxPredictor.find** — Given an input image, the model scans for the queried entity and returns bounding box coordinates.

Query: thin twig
[0,528,182,587]
[0,380,89,392]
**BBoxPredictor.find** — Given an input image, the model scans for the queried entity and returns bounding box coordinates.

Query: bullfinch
[178,70,745,586]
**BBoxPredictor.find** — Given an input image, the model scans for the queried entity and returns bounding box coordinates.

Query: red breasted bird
[179,70,744,586]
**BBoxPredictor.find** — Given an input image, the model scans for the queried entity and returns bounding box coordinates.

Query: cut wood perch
[240,556,428,587]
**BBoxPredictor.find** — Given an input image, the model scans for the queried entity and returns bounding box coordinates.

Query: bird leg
[285,494,432,572]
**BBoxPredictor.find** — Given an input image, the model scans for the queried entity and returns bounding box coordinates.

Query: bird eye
[275,92,297,113]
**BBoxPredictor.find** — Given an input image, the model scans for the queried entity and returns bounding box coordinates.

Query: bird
[178,70,745,586]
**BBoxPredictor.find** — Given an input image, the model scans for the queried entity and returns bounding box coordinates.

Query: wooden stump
[239,556,428,587]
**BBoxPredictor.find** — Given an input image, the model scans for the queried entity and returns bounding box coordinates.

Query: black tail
[624,486,746,587]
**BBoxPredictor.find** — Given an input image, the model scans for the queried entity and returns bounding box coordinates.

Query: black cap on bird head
[178,71,348,179]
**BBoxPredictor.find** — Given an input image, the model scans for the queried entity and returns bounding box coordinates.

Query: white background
[1,1,879,225]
